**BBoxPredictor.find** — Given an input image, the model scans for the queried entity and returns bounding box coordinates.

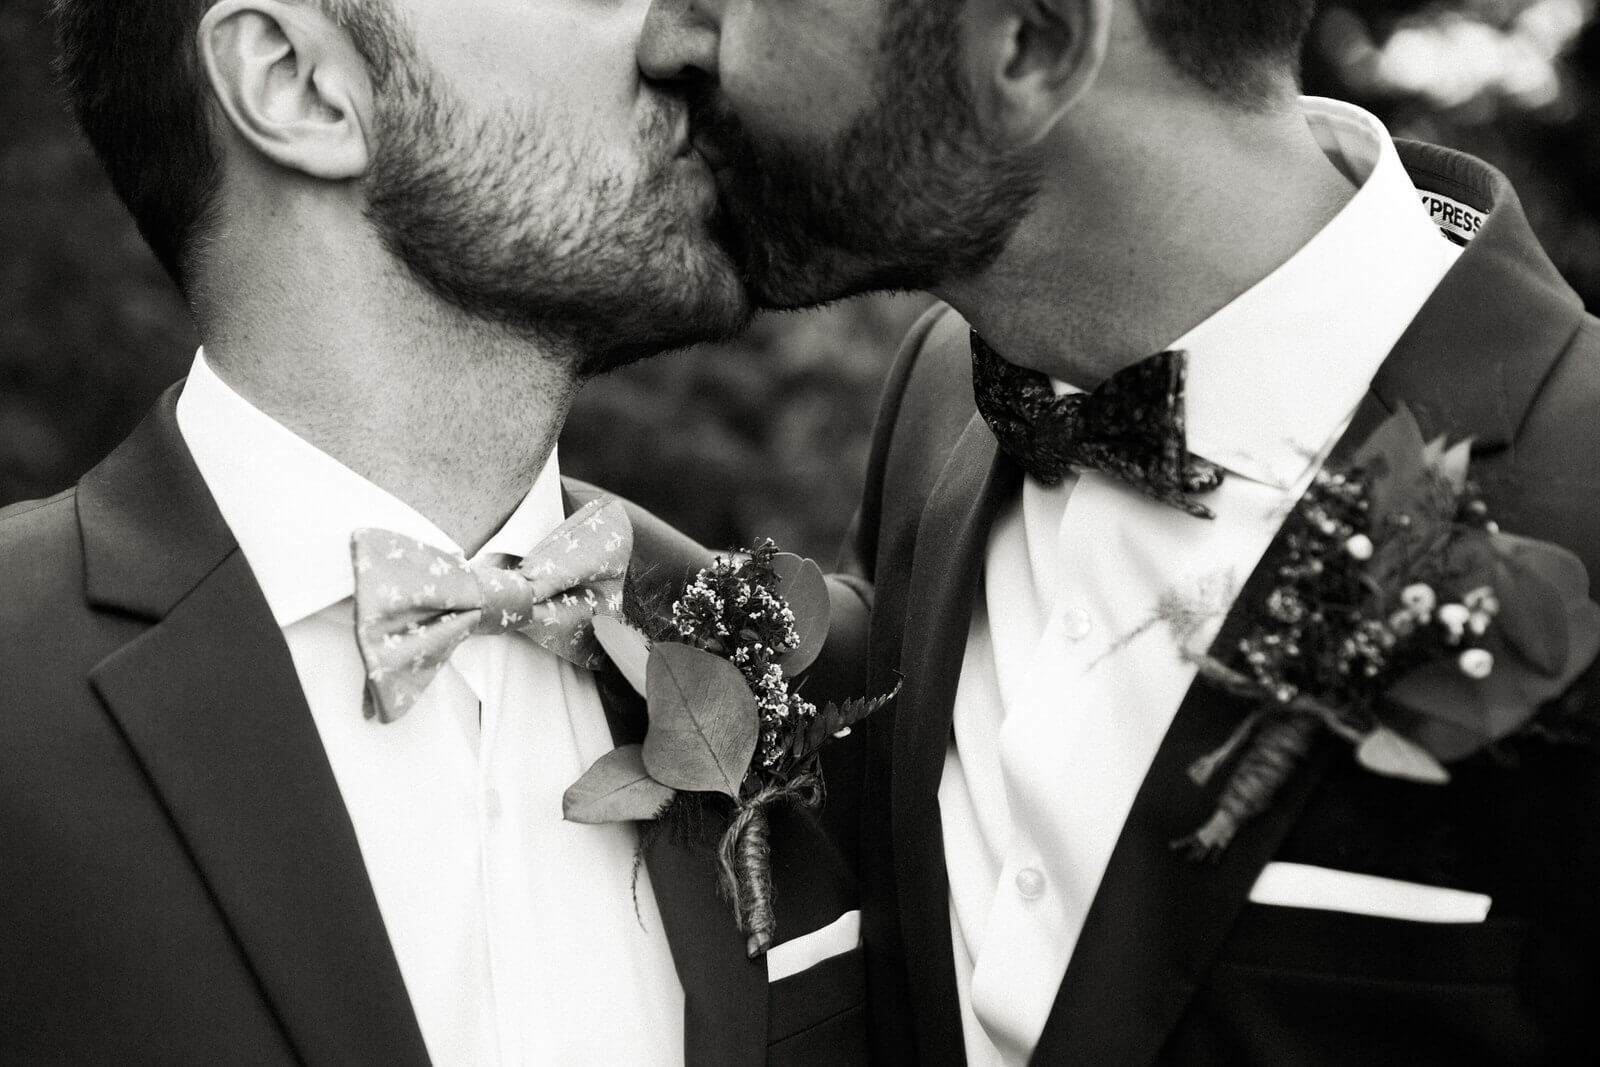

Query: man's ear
[966,0,1111,145]
[197,0,374,180]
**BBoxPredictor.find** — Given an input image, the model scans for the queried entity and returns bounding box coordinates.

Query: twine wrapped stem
[717,774,823,958]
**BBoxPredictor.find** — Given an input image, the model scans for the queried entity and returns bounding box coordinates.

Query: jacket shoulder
[0,488,108,708]
[0,488,83,601]
[0,486,75,527]
[1491,311,1600,578]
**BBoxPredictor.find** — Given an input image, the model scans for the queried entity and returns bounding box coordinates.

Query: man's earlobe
[197,0,373,181]
[975,0,1110,145]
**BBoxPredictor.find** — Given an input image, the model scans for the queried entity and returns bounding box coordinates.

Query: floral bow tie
[970,330,1226,518]
[351,497,632,723]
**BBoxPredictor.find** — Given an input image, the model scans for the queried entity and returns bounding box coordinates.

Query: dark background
[2,0,1596,561]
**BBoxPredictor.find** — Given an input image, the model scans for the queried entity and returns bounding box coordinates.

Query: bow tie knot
[970,330,1225,518]
[352,497,632,723]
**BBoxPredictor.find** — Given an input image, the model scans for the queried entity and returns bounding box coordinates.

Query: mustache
[684,84,762,169]
[640,89,689,156]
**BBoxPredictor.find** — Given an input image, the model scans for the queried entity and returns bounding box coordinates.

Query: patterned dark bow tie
[970,330,1225,518]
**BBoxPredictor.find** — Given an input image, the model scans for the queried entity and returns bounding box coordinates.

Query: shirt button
[1015,868,1046,900]
[484,788,503,822]
[1062,608,1093,641]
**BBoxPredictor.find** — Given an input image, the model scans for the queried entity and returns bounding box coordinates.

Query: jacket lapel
[575,484,772,1067]
[1031,142,1586,1065]
[1025,402,1387,1066]
[80,389,430,1067]
[892,414,1022,1061]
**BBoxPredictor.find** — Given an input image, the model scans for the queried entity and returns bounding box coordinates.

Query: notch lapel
[79,390,429,1067]
[892,415,1021,1061]
[1028,394,1395,1066]
[593,664,770,1067]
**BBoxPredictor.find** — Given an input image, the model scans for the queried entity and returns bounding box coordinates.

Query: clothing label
[1418,191,1486,246]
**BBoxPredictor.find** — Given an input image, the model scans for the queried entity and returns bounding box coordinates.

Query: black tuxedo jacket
[848,142,1600,1065]
[0,388,870,1066]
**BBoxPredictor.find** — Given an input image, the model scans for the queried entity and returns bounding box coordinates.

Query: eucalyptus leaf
[1352,404,1427,471]
[1387,625,1582,760]
[1435,438,1474,494]
[1356,727,1451,785]
[771,553,831,675]
[1352,405,1429,529]
[1491,551,1569,676]
[593,615,652,697]
[1492,532,1600,674]
[1388,646,1538,756]
[1492,531,1596,594]
[1420,434,1447,469]
[1387,526,1600,762]
[642,642,759,797]
[563,744,677,824]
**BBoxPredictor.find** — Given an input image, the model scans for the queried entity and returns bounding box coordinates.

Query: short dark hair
[51,1,404,294]
[1136,0,1317,106]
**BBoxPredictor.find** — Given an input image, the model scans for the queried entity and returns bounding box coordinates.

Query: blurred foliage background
[2,0,1597,561]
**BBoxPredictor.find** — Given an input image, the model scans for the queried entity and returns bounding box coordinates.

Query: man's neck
[199,256,579,556]
[939,97,1357,389]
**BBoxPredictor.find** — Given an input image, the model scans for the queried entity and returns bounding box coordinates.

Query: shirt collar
[175,352,566,627]
[1052,97,1462,492]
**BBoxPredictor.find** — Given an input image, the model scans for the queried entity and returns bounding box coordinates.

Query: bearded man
[641,0,1600,1063]
[0,1,870,1063]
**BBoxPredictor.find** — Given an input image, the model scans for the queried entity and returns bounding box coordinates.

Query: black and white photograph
[3,0,1599,1063]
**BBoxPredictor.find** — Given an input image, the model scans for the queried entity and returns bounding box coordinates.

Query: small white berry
[1462,586,1500,616]
[1345,534,1375,561]
[1400,583,1437,617]
[1438,603,1471,635]
[1458,649,1494,679]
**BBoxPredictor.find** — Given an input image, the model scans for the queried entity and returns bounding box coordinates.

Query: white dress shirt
[940,98,1466,1066]
[176,356,684,1067]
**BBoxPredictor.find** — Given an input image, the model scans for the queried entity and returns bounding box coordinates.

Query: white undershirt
[941,97,1465,1066]
[177,357,685,1066]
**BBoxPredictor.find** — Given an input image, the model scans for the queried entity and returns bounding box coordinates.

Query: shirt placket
[454,637,524,1067]
[975,570,1109,1057]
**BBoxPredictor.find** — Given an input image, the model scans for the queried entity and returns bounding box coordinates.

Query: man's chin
[734,239,892,313]
[709,179,911,311]
[574,268,753,377]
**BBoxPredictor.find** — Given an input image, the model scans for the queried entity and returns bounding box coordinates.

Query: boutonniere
[1175,406,1600,859]
[562,541,895,956]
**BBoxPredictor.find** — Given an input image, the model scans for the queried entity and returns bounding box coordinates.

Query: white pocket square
[766,910,861,983]
[1248,862,1492,924]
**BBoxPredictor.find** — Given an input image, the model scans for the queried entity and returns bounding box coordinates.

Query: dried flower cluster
[672,540,818,771]
[1233,464,1502,737]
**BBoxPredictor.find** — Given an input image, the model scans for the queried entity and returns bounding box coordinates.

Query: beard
[689,5,1041,310]
[362,56,750,377]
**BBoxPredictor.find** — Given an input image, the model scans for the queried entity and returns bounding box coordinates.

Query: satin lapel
[80,391,429,1067]
[1030,394,1392,1066]
[595,645,769,1066]
[893,414,1021,1061]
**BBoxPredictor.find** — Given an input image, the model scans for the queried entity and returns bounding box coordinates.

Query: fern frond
[790,684,901,762]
